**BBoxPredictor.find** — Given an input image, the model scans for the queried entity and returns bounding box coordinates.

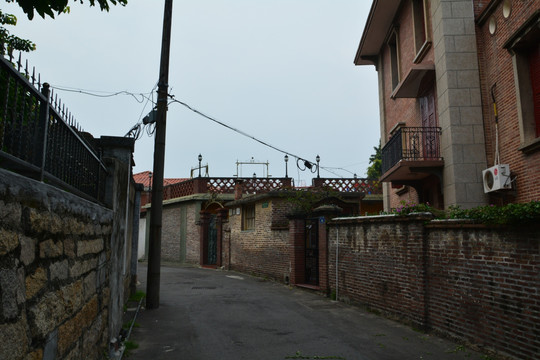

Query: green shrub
[385,200,540,225]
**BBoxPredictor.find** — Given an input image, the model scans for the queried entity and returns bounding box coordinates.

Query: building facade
[355,0,539,210]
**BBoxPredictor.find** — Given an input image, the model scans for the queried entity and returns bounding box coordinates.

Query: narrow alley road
[127,264,484,360]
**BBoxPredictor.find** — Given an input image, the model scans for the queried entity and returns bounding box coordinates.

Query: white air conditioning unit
[482,164,511,193]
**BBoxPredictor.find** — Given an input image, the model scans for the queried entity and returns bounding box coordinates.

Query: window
[242,204,255,230]
[504,13,540,152]
[388,29,400,90]
[412,0,430,63]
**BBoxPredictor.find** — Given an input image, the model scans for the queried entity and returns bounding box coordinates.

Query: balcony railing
[381,127,442,175]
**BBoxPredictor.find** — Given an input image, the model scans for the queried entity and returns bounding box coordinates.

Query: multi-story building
[355,0,539,210]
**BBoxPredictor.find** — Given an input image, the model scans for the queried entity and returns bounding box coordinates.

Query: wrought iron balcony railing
[381,127,442,175]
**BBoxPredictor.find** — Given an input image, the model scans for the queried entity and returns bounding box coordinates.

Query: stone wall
[0,169,114,360]
[327,215,540,360]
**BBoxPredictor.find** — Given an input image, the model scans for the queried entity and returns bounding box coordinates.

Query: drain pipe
[335,227,339,302]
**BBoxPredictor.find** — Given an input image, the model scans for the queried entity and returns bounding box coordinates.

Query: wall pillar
[430,0,488,208]
[97,136,135,344]
[288,216,305,285]
[199,211,210,266]
[216,208,228,268]
[313,205,343,293]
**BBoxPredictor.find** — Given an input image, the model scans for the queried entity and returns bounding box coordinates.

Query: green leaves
[366,141,381,180]
[386,200,540,226]
[6,0,127,20]
[0,11,36,52]
[448,201,540,225]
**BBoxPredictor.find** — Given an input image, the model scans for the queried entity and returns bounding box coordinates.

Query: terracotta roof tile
[133,171,188,188]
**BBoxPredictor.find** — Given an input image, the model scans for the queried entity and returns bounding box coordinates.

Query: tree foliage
[6,0,128,20]
[0,11,35,52]
[366,141,381,180]
[1,0,127,53]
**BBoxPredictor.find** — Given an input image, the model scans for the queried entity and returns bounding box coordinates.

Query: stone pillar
[98,136,135,344]
[430,0,488,208]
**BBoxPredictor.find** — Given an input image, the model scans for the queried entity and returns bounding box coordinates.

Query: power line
[50,84,154,104]
[168,94,350,178]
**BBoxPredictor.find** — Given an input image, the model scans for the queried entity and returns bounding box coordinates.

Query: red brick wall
[427,224,539,359]
[476,0,540,204]
[327,215,429,329]
[380,0,435,209]
[328,216,540,359]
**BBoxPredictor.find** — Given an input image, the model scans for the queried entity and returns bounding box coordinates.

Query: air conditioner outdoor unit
[482,164,511,193]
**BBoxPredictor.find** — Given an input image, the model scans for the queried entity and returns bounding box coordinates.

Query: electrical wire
[167,94,357,178]
[50,82,365,178]
[50,85,154,104]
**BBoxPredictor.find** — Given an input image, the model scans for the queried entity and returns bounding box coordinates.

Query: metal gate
[207,214,217,265]
[305,218,319,285]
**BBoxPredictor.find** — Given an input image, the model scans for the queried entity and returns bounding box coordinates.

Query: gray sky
[4,0,379,186]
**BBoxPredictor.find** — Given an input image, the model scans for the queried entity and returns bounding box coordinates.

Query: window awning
[391,63,435,98]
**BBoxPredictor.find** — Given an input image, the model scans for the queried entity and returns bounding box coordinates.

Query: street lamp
[284,155,289,178]
[198,154,202,177]
[316,155,320,178]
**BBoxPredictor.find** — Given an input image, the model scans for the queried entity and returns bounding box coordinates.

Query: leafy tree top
[6,0,128,20]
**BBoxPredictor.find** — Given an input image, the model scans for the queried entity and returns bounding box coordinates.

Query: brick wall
[380,0,436,210]
[0,170,115,360]
[227,198,290,281]
[328,215,540,359]
[475,0,540,204]
[328,215,429,329]
[427,223,539,359]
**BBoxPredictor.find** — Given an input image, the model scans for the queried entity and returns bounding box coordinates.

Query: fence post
[38,83,50,182]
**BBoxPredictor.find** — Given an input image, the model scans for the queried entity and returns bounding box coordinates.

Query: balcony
[381,127,443,183]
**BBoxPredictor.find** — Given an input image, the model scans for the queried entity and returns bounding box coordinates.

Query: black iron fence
[381,126,442,174]
[0,51,107,203]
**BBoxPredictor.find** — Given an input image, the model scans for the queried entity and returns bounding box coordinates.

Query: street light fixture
[284,155,289,178]
[316,155,320,178]
[198,154,202,177]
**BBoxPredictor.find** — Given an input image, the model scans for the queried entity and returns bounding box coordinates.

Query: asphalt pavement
[125,264,486,360]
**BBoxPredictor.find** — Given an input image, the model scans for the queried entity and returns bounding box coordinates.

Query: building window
[412,0,430,62]
[388,29,400,90]
[504,13,540,152]
[242,204,255,230]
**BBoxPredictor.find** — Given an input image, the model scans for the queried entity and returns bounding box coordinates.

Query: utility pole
[146,0,173,309]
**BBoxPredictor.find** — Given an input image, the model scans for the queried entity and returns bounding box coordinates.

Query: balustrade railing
[381,126,442,175]
[0,50,107,203]
[313,177,382,194]
[162,175,381,201]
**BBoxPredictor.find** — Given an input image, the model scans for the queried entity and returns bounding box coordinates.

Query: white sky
[3,0,379,186]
